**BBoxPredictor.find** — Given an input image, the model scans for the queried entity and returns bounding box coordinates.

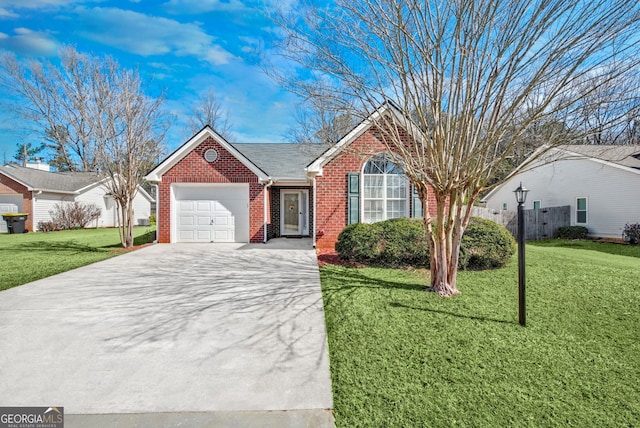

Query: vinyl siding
[484,157,640,239]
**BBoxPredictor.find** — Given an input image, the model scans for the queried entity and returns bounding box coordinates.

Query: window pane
[364,200,384,223]
[577,198,587,210]
[364,175,384,198]
[386,175,407,199]
[387,200,406,219]
[533,201,541,210]
[577,211,587,223]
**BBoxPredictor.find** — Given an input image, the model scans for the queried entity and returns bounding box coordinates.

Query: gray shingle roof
[0,164,105,193]
[561,145,640,169]
[230,143,329,180]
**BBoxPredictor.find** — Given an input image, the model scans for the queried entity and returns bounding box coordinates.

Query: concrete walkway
[0,239,334,427]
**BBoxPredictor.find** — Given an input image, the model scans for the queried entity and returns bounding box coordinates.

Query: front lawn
[321,240,640,427]
[0,227,155,291]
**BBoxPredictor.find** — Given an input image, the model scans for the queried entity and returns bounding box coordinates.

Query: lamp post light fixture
[514,182,529,327]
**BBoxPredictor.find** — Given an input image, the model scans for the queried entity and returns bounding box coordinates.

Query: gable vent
[204,149,218,163]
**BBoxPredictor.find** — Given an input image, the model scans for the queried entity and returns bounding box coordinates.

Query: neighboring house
[482,145,640,239]
[0,162,154,233]
[145,103,438,250]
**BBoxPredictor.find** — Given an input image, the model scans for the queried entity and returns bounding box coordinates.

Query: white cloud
[0,7,19,18]
[0,0,103,10]
[73,7,236,65]
[0,28,58,56]
[163,0,247,14]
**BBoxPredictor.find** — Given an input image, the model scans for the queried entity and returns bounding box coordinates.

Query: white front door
[281,190,309,236]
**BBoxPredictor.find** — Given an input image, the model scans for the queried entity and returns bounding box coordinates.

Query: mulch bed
[316,249,358,267]
[109,243,153,253]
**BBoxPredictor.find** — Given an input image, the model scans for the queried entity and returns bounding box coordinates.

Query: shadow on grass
[530,239,640,259]
[322,266,515,326]
[99,229,157,249]
[388,301,513,325]
[0,240,103,254]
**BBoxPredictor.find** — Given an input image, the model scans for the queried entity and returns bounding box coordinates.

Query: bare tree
[272,0,640,296]
[186,89,233,140]
[0,46,169,247]
[0,48,99,171]
[285,95,357,144]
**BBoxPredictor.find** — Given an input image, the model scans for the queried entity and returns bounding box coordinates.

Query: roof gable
[306,102,423,174]
[145,126,269,182]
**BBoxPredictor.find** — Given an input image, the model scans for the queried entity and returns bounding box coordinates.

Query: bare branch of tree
[271,0,640,295]
[186,89,233,140]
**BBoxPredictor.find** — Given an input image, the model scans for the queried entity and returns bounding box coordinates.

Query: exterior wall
[269,186,314,239]
[314,128,438,250]
[76,184,116,227]
[484,157,640,239]
[132,192,152,226]
[157,136,264,243]
[0,174,33,231]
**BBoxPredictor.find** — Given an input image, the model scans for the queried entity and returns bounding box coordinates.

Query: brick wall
[0,174,33,232]
[314,128,438,251]
[157,136,264,243]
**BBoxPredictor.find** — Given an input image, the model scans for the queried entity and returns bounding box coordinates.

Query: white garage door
[174,184,249,243]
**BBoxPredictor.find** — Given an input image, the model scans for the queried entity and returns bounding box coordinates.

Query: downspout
[153,184,159,243]
[262,179,273,243]
[312,176,317,248]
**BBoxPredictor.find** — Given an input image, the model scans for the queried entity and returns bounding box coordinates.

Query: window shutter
[347,173,360,224]
[412,185,423,218]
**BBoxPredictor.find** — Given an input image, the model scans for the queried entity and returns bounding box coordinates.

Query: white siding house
[482,145,640,239]
[1,163,153,232]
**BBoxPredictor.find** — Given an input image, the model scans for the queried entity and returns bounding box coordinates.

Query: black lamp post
[514,182,529,327]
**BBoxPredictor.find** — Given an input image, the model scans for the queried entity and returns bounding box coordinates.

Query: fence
[471,205,571,241]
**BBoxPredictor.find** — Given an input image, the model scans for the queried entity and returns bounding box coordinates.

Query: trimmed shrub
[378,218,429,267]
[460,217,516,270]
[336,216,515,270]
[555,226,588,240]
[335,222,382,263]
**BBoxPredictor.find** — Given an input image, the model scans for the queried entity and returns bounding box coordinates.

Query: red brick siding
[0,174,33,232]
[157,137,264,243]
[314,128,438,250]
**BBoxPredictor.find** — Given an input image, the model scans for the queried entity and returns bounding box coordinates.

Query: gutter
[261,179,274,243]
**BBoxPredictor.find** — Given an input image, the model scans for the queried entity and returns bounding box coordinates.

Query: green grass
[0,227,156,291]
[321,240,640,427]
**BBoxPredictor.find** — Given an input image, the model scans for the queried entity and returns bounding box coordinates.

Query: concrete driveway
[0,239,334,427]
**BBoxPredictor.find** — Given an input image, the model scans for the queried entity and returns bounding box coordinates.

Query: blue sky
[0,0,300,163]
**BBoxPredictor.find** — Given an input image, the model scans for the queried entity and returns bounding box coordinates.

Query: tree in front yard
[271,0,640,295]
[0,46,170,247]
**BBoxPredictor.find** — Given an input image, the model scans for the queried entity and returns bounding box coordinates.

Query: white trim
[145,126,268,182]
[576,196,588,225]
[280,189,309,236]
[312,177,317,247]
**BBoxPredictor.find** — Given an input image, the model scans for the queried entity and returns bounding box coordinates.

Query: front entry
[281,190,309,236]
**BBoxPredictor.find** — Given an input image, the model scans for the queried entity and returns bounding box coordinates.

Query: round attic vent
[204,149,218,163]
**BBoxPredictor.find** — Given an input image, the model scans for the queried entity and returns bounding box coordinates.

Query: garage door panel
[174,184,249,243]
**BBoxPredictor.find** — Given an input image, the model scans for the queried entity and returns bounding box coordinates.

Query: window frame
[533,200,541,210]
[361,154,409,223]
[576,197,588,224]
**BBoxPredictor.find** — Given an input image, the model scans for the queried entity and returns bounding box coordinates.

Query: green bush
[555,226,589,239]
[460,217,517,270]
[378,218,429,267]
[336,217,515,270]
[335,222,382,263]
